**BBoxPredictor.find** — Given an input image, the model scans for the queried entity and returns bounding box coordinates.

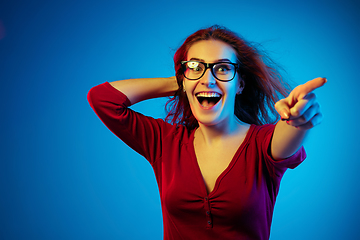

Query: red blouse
[88,82,306,240]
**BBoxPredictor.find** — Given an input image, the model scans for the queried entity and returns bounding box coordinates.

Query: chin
[192,111,226,127]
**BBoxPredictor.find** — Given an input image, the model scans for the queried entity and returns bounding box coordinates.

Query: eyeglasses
[181,60,239,82]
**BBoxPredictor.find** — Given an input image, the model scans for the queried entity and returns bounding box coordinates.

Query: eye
[187,62,203,72]
[187,61,199,68]
[215,64,232,74]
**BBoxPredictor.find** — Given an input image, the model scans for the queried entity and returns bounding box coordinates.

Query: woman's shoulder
[252,123,276,131]
[162,121,194,144]
[247,123,276,140]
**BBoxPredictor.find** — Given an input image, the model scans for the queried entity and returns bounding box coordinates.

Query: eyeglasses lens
[184,61,236,81]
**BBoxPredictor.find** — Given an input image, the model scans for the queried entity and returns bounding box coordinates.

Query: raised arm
[88,76,179,163]
[109,76,179,105]
[271,77,327,160]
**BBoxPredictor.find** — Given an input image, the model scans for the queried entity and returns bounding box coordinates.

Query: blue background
[1,0,359,239]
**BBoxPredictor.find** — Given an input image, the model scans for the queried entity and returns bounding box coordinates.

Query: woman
[88,25,326,240]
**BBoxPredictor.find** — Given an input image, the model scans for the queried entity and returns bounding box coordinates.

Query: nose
[200,68,216,87]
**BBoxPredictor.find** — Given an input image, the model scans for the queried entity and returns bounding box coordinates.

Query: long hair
[165,25,291,130]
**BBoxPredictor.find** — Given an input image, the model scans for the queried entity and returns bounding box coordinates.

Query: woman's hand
[271,77,327,159]
[275,77,327,130]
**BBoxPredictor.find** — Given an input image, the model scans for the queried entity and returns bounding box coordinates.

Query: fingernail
[283,112,289,119]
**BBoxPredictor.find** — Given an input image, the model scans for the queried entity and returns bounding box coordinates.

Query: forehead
[187,40,237,62]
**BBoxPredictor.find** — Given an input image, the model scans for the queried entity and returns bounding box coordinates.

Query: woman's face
[183,40,244,127]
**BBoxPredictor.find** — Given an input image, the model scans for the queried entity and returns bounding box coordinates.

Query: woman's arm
[109,76,179,105]
[271,77,327,160]
[88,77,179,163]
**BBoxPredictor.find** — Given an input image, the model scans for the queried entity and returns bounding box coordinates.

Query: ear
[237,78,245,94]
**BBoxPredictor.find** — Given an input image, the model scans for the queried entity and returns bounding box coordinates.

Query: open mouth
[195,92,222,108]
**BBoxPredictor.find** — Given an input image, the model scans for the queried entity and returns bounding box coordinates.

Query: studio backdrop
[1,0,359,239]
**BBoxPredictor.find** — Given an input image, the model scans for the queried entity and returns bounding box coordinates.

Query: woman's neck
[195,116,250,146]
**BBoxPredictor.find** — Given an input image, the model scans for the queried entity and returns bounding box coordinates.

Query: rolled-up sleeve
[259,124,307,170]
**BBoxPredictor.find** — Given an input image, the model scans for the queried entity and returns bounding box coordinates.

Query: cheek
[222,82,239,98]
[183,80,196,95]
[231,79,242,95]
[183,83,194,103]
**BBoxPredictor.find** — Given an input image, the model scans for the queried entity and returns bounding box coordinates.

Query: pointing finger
[298,77,327,99]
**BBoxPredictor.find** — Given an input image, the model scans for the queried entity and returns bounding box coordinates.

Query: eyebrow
[189,58,232,63]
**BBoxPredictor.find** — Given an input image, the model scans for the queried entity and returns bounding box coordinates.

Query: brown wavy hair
[165,25,291,130]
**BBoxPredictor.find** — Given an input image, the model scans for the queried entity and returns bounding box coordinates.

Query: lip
[198,98,222,110]
[195,91,223,110]
[195,91,222,96]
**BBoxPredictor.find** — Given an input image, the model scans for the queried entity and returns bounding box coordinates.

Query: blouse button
[205,197,208,201]
[207,221,211,225]
[206,211,210,215]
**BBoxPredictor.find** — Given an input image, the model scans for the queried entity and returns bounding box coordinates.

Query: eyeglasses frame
[180,60,239,82]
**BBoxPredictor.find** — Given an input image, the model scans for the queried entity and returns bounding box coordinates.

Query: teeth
[196,92,221,97]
